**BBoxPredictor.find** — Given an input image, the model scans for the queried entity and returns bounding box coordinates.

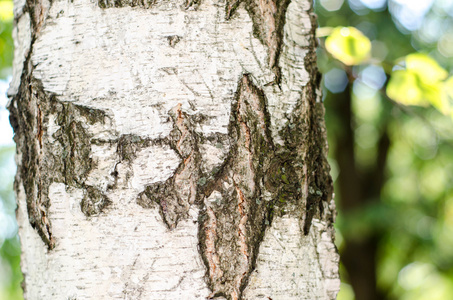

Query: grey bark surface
[9,0,340,298]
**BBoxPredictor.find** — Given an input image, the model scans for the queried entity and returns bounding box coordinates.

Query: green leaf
[406,53,448,84]
[325,27,371,66]
[387,54,452,114]
[422,81,445,113]
[386,70,427,106]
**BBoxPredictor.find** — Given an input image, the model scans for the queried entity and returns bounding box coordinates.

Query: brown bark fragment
[138,104,201,228]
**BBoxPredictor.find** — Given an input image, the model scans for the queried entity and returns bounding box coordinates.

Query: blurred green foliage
[0,144,21,300]
[323,27,453,116]
[316,0,453,299]
[386,53,451,113]
[0,0,13,78]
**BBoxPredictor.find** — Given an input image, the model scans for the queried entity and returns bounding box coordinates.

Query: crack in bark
[225,0,291,85]
[26,0,49,34]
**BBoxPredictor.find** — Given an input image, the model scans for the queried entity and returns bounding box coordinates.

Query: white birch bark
[9,0,340,298]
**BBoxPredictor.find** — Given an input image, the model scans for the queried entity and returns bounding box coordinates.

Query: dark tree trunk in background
[328,84,390,300]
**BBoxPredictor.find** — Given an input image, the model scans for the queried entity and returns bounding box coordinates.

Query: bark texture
[9,0,339,298]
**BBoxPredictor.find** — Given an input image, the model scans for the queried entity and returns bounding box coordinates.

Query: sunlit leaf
[422,81,446,113]
[386,70,427,106]
[387,54,451,114]
[0,1,13,22]
[406,53,448,84]
[325,26,371,65]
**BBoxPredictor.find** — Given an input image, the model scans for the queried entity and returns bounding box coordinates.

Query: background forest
[1,0,453,299]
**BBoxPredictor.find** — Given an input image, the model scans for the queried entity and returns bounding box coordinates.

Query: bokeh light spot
[324,68,349,93]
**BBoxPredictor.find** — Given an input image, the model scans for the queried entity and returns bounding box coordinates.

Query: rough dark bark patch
[81,186,111,216]
[198,74,275,300]
[301,6,334,233]
[281,82,333,234]
[50,98,114,217]
[9,77,55,248]
[9,0,116,248]
[197,69,333,299]
[9,74,113,248]
[277,4,333,234]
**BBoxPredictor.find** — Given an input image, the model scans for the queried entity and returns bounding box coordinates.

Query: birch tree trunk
[8,0,340,298]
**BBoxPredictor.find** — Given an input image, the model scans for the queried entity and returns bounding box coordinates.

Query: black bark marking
[98,0,156,8]
[81,186,112,216]
[184,0,201,10]
[166,35,182,47]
